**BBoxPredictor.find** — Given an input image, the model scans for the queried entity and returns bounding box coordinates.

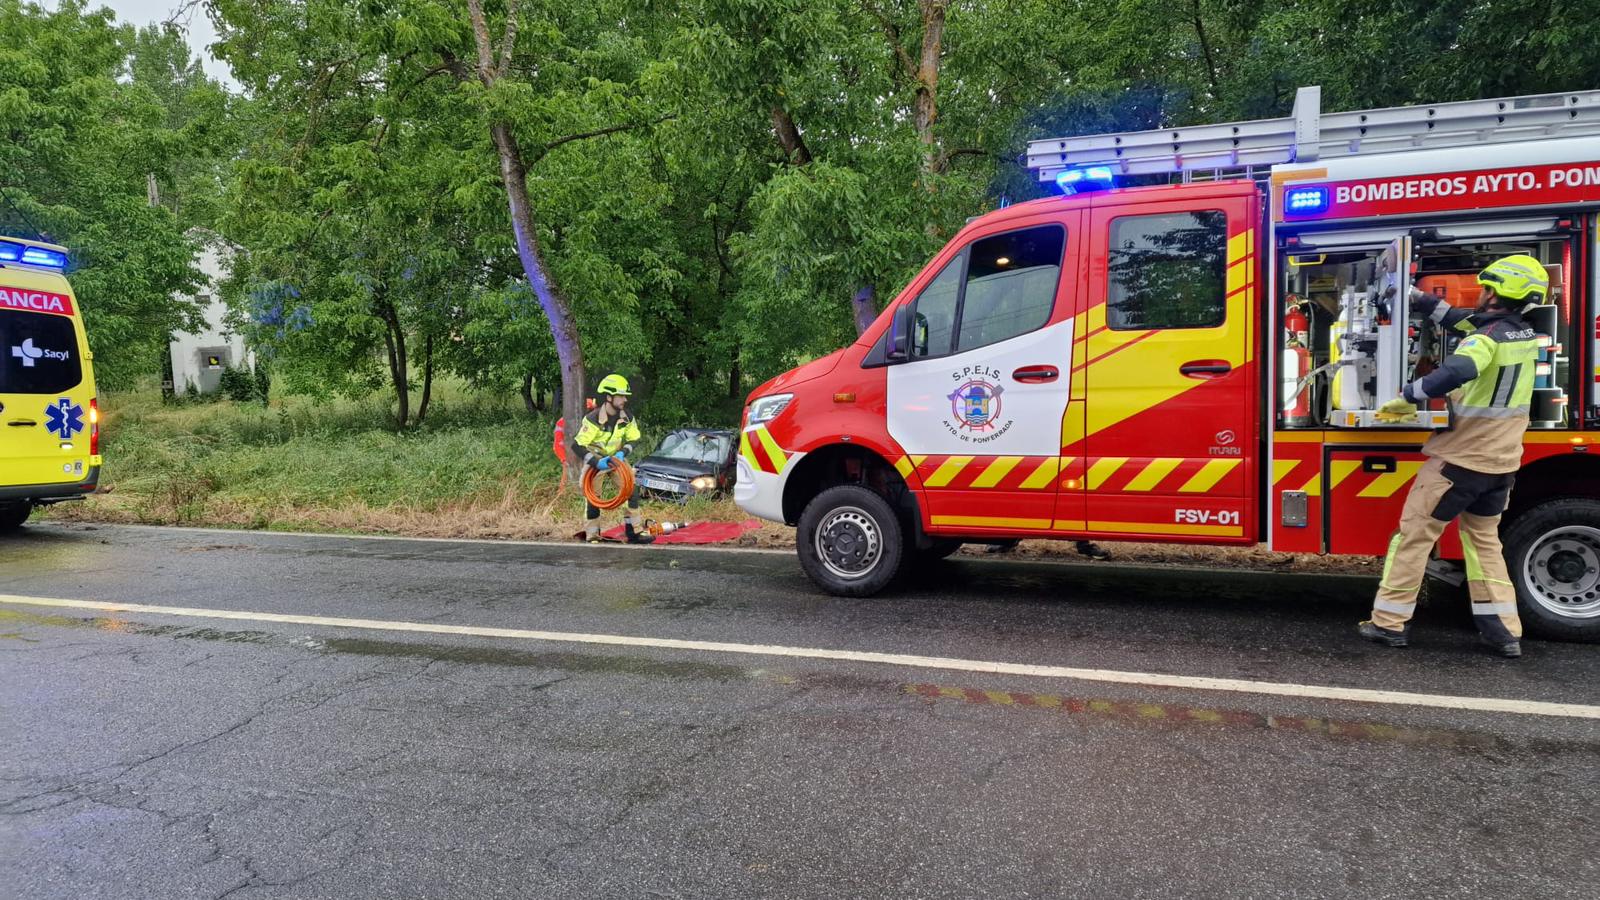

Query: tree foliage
[10,0,1599,425]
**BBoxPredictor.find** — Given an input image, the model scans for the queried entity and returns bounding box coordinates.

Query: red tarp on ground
[595,519,763,544]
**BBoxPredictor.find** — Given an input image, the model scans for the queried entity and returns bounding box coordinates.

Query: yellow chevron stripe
[1085,457,1129,490]
[1228,231,1248,264]
[1020,457,1064,490]
[931,515,1053,530]
[753,426,790,475]
[739,433,762,470]
[893,456,915,480]
[910,455,927,468]
[1122,457,1183,492]
[924,455,975,488]
[1357,461,1424,498]
[1227,259,1250,291]
[1177,458,1242,493]
[971,456,1024,488]
[1297,459,1361,497]
[1272,459,1301,485]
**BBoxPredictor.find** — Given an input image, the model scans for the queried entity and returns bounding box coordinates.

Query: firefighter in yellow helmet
[1360,254,1548,657]
[573,374,652,544]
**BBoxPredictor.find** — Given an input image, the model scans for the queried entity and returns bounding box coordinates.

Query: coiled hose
[582,457,635,510]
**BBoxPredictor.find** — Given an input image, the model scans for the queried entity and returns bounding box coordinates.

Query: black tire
[0,502,33,532]
[1501,498,1600,642]
[796,484,905,597]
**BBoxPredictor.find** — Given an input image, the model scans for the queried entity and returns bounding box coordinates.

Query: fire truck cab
[735,87,1600,640]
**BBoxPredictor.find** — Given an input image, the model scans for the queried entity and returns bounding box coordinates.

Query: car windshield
[653,430,730,464]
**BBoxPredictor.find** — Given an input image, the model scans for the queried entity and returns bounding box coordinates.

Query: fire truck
[734,87,1600,639]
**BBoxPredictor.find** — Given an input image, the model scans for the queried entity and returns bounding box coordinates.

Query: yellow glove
[1375,396,1418,422]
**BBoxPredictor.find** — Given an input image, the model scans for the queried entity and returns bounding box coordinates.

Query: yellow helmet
[1477,254,1549,305]
[597,373,632,396]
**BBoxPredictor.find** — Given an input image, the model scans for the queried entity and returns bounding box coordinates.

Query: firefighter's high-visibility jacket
[572,408,641,461]
[1403,305,1540,474]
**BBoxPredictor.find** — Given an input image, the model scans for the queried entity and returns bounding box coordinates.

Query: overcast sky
[68,0,236,86]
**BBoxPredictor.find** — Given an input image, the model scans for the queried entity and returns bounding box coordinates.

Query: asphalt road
[2,523,1597,899]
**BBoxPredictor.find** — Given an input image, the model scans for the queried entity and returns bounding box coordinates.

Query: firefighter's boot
[625,524,654,545]
[1357,620,1409,648]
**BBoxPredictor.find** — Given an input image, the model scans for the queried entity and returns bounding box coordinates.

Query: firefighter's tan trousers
[1371,458,1522,642]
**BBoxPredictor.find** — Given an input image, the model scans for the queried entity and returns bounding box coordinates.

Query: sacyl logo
[10,338,69,367]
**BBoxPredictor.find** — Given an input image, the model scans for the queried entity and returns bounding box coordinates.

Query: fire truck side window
[1106,211,1227,331]
[956,225,1065,352]
[909,256,962,358]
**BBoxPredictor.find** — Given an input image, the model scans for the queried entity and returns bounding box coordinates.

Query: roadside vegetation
[48,380,774,543]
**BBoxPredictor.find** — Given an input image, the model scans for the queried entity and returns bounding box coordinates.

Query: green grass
[46,378,767,539]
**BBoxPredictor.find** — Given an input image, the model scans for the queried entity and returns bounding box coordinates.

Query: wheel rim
[814,506,882,580]
[1522,525,1600,620]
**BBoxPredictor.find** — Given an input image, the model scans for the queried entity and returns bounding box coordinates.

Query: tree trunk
[770,106,812,165]
[489,121,588,483]
[1191,2,1221,99]
[521,371,537,415]
[415,333,434,426]
[377,293,409,429]
[851,284,878,335]
[914,0,947,175]
[728,350,741,401]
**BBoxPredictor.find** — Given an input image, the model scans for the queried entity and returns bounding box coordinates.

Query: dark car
[633,428,737,501]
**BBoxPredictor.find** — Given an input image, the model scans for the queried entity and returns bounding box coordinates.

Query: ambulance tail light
[89,398,99,456]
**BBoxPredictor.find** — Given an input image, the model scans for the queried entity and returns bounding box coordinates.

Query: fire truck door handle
[1179,361,1232,378]
[1012,365,1060,383]
[1362,455,1397,474]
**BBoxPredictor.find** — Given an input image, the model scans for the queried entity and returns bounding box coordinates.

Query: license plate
[641,477,679,492]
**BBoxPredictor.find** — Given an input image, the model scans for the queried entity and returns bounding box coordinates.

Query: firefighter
[574,374,653,545]
[1359,254,1547,657]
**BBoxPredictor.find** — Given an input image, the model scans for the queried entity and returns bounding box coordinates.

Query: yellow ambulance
[0,236,100,530]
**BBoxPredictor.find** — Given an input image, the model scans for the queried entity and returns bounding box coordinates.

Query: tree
[0,0,210,388]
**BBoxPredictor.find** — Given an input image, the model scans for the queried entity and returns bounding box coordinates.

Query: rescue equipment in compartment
[583,456,636,510]
[1281,298,1314,426]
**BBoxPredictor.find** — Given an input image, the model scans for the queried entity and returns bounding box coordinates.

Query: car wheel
[796,485,905,597]
[1502,498,1600,642]
[0,502,34,532]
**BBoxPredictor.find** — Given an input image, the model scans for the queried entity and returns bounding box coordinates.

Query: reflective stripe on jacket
[1404,308,1538,474]
[572,408,641,459]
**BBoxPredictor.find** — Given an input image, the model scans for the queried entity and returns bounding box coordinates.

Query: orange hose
[582,457,635,510]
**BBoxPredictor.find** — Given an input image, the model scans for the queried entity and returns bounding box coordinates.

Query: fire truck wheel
[1502,498,1600,642]
[0,502,32,532]
[796,485,905,597]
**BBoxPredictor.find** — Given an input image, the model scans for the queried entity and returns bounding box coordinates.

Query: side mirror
[887,304,913,361]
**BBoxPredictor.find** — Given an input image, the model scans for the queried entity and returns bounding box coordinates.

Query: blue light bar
[1055,166,1116,193]
[21,246,68,268]
[0,240,68,268]
[1284,186,1330,215]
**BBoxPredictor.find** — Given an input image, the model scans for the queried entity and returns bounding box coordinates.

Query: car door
[1073,192,1260,542]
[886,212,1083,531]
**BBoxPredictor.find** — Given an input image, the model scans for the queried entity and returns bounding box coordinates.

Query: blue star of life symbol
[45,398,84,439]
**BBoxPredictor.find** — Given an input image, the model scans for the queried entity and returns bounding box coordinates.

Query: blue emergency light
[0,240,68,269]
[1284,186,1331,215]
[1055,166,1115,192]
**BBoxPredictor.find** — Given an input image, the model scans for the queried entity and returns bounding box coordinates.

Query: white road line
[3,593,1593,720]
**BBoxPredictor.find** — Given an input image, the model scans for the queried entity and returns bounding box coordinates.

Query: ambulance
[0,236,100,530]
[735,87,1600,640]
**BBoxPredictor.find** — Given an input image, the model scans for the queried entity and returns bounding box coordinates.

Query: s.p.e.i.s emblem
[947,379,1004,432]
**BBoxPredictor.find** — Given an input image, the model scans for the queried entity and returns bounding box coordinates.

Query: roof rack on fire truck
[1026,86,1600,185]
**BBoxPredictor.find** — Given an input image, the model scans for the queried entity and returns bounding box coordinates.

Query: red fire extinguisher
[1282,299,1313,426]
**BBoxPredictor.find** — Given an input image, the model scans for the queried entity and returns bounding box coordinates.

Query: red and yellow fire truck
[734,87,1600,639]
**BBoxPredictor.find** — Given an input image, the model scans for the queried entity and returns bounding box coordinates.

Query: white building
[167,234,249,395]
